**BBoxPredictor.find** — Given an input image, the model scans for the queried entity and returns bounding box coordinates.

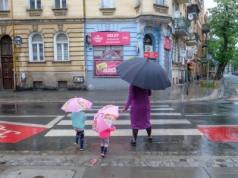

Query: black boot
[101,147,107,157]
[101,146,104,153]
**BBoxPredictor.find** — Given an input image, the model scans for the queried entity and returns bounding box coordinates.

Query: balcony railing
[187,4,200,20]
[175,0,189,3]
[186,33,200,46]
[172,17,190,37]
[202,24,210,34]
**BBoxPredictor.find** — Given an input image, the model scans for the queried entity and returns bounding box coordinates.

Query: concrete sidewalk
[0,80,223,103]
[1,153,238,178]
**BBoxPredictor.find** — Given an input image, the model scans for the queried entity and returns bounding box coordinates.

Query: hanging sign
[144,52,158,59]
[164,36,172,50]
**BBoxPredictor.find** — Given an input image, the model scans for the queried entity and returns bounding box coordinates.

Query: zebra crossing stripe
[57,119,191,126]
[91,105,170,108]
[44,129,203,137]
[86,108,174,111]
[67,113,181,117]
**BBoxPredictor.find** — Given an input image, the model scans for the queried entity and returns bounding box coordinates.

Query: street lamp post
[207,54,212,82]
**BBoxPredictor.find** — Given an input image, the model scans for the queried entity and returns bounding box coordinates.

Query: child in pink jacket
[99,126,116,157]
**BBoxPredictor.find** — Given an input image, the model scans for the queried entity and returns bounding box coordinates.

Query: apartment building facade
[0,0,206,91]
[0,0,85,90]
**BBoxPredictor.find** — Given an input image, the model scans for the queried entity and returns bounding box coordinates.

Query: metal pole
[207,59,210,82]
[10,0,16,91]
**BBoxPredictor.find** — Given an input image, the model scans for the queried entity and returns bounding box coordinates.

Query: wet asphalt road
[0,74,238,157]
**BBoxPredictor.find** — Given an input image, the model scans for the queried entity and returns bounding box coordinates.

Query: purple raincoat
[125,85,151,129]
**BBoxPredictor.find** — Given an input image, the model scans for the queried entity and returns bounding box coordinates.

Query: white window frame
[29,33,44,62]
[29,0,41,9]
[155,0,165,5]
[101,0,114,8]
[0,0,9,10]
[54,0,66,9]
[54,32,69,61]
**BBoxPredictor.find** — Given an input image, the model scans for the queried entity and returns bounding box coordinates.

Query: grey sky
[204,0,217,11]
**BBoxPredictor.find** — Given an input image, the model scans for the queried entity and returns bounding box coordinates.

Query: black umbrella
[116,58,171,90]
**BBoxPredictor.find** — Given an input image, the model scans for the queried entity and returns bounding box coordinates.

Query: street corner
[0,123,48,143]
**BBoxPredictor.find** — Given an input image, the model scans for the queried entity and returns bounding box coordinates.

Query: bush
[200,80,219,88]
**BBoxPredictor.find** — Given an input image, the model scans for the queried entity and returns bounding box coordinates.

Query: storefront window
[94,46,123,77]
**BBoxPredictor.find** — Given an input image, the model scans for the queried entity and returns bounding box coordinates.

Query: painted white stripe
[45,129,203,137]
[91,105,170,108]
[67,113,181,117]
[186,114,238,117]
[0,121,49,128]
[0,115,59,118]
[197,125,238,127]
[46,116,64,128]
[85,108,174,111]
[58,119,191,126]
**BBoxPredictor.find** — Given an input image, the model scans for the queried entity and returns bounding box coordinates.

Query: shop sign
[95,61,122,76]
[91,32,130,46]
[144,52,158,59]
[164,36,172,50]
[73,76,84,83]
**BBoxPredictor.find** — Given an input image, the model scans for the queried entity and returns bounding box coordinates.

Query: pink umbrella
[97,105,119,120]
[61,97,92,112]
[92,105,119,133]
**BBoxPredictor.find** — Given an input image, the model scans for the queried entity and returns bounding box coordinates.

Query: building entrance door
[0,35,14,89]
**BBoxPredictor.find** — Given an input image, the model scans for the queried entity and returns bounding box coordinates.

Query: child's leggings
[75,131,84,147]
[101,137,109,147]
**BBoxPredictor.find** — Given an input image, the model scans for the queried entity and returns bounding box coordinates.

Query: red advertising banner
[164,36,172,50]
[144,52,158,59]
[95,61,122,76]
[91,32,130,46]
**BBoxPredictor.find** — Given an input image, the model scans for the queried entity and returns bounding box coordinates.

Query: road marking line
[0,121,49,128]
[86,108,174,111]
[58,119,191,126]
[91,105,170,108]
[46,116,64,128]
[67,113,181,117]
[45,129,203,137]
[197,125,238,127]
[0,115,59,118]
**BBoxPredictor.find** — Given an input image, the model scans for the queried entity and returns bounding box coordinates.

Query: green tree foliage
[230,47,238,72]
[207,0,238,79]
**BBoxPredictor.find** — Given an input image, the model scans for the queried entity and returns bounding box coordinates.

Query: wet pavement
[0,78,220,104]
[0,75,238,178]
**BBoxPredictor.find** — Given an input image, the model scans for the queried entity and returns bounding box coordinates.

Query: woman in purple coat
[121,84,152,146]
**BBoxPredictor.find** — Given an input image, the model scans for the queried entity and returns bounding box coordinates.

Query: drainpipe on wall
[10,0,16,91]
[83,0,87,90]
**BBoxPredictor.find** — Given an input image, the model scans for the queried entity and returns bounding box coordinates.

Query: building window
[54,33,69,61]
[94,46,123,77]
[101,0,114,8]
[55,0,66,9]
[136,0,141,6]
[0,0,9,10]
[155,0,165,5]
[29,0,41,9]
[29,33,44,61]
